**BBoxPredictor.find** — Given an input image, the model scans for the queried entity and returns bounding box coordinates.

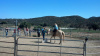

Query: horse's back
[58,30,64,33]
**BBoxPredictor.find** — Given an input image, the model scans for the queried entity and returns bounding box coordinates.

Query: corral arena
[0,35,100,56]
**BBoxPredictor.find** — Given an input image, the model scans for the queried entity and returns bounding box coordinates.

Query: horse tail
[62,32,65,41]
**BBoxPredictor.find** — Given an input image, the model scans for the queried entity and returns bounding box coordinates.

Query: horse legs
[63,35,64,42]
[62,32,65,42]
[59,36,62,44]
[50,36,53,43]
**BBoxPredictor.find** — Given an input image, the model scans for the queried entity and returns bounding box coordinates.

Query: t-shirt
[5,28,8,32]
[14,29,16,33]
[37,29,40,33]
[26,28,28,31]
[18,28,20,32]
[42,30,46,35]
[54,25,58,30]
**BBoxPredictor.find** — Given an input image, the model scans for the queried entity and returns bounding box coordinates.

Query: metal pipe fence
[0,28,15,38]
[16,37,85,56]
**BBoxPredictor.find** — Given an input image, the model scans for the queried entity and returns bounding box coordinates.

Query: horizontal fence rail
[0,41,14,43]
[87,46,100,48]
[18,44,83,49]
[19,37,84,42]
[87,52,100,54]
[0,52,14,54]
[18,50,83,55]
[0,46,14,49]
[87,41,100,43]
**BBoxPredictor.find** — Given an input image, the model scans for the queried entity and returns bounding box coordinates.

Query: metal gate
[14,37,86,56]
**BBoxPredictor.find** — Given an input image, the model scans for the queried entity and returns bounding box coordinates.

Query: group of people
[5,26,21,37]
[13,27,21,36]
[13,27,31,37]
[5,23,59,43]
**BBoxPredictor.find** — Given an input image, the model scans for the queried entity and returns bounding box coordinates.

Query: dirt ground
[0,33,100,56]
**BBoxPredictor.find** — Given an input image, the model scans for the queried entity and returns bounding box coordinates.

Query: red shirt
[26,28,28,31]
[14,29,16,33]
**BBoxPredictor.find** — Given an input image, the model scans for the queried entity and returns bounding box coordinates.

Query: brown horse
[49,30,65,44]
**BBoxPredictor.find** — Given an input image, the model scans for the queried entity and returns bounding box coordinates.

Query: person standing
[17,27,21,36]
[5,26,9,37]
[29,28,31,37]
[13,29,16,37]
[37,28,40,37]
[42,28,46,43]
[24,28,26,36]
[26,27,29,36]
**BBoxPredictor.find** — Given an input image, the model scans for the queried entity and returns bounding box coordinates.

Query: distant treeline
[0,15,100,30]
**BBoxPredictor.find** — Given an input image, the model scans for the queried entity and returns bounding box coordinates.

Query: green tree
[0,21,7,24]
[43,23,47,27]
[19,22,31,29]
[33,25,43,31]
[92,23,99,31]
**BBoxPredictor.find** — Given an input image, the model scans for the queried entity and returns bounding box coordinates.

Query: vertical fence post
[16,38,19,56]
[84,37,88,56]
[60,42,62,56]
[37,37,39,56]
[83,41,85,56]
[14,20,17,56]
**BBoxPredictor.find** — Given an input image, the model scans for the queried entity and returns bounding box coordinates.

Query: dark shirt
[42,30,46,35]
[5,29,8,32]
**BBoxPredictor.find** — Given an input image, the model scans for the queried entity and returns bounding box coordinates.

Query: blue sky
[0,0,100,19]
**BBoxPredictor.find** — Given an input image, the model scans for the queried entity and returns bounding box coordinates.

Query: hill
[0,15,100,30]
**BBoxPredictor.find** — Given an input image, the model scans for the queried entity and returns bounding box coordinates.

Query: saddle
[53,30,58,36]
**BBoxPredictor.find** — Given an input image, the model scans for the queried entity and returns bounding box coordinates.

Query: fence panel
[16,37,84,56]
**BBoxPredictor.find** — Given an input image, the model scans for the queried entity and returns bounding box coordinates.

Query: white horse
[50,30,65,44]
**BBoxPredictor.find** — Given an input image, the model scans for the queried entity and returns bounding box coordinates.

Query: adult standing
[13,29,16,37]
[37,28,40,37]
[26,27,29,36]
[17,27,21,36]
[5,26,9,37]
[24,28,26,36]
[42,28,46,43]
[29,28,31,37]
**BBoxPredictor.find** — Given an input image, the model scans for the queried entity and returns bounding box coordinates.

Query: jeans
[6,32,8,36]
[43,34,45,40]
